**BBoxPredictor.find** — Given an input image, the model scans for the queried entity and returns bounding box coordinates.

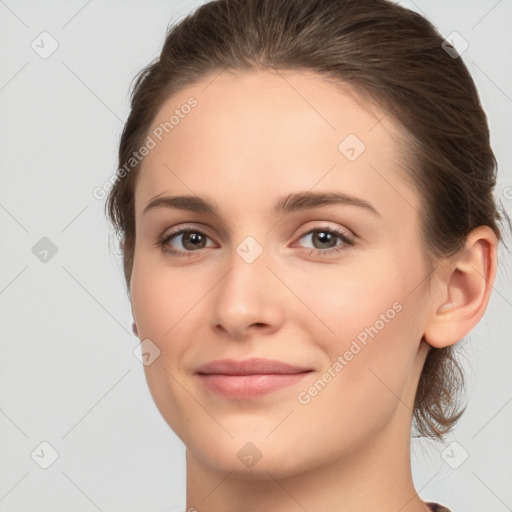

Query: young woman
[105,0,509,510]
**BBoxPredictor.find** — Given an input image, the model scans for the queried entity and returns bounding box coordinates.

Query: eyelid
[158,222,215,241]
[159,221,354,240]
[295,221,354,239]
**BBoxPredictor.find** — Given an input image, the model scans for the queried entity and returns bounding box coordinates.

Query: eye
[294,226,355,257]
[158,226,215,258]
[157,224,355,259]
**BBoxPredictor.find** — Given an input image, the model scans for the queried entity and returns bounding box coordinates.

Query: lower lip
[197,372,311,398]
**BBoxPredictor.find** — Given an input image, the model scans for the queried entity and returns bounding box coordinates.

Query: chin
[186,433,318,480]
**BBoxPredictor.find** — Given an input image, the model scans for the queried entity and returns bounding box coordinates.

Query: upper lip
[196,358,313,375]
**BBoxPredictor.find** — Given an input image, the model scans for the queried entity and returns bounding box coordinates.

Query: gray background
[1,1,511,511]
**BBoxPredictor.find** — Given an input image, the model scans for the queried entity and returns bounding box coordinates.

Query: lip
[196,357,313,399]
[196,357,312,375]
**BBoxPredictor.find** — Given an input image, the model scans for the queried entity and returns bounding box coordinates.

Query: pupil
[185,232,203,249]
[316,231,333,248]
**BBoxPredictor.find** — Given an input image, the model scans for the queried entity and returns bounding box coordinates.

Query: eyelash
[157,224,355,259]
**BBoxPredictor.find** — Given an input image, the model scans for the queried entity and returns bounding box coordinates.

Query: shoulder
[426,502,453,512]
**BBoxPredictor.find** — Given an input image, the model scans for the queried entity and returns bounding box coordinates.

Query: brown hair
[105,0,510,441]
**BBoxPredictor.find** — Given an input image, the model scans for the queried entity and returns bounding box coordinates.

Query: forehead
[135,69,418,218]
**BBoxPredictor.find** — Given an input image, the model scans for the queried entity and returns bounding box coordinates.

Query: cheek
[293,291,419,455]
[313,244,423,344]
[130,264,204,432]
[301,255,422,397]
[130,261,216,396]
[131,261,205,341]
[297,261,406,346]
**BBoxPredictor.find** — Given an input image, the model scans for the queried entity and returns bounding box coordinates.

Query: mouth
[196,358,313,399]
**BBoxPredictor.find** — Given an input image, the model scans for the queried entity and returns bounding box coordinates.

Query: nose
[210,241,286,341]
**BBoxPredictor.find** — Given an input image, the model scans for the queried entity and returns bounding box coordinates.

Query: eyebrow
[142,191,380,218]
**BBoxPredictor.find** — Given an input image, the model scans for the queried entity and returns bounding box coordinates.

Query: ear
[132,321,139,337]
[423,225,498,349]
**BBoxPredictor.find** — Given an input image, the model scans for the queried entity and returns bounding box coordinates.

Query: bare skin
[129,69,497,512]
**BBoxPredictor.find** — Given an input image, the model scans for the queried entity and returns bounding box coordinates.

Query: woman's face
[130,69,435,477]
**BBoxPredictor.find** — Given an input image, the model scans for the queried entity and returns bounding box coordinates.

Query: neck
[185,406,429,512]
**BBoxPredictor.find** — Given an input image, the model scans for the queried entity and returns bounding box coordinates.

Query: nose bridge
[210,233,283,338]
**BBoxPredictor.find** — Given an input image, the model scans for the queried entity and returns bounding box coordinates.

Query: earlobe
[423,226,498,349]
